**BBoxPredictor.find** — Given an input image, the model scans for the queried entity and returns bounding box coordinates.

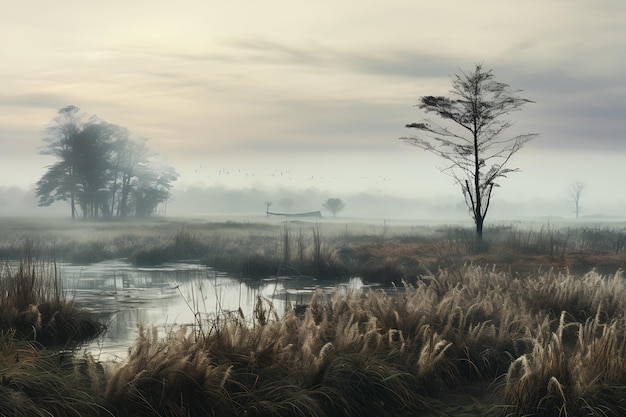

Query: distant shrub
[360,258,406,286]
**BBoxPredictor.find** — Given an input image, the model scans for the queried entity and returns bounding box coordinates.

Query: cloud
[113,38,463,85]
[0,92,73,109]
[1,0,624,206]
[503,66,626,152]
[217,40,464,80]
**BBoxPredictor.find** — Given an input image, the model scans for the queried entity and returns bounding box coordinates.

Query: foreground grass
[99,265,626,417]
[3,262,626,416]
[1,255,106,417]
[0,336,106,417]
[2,217,626,416]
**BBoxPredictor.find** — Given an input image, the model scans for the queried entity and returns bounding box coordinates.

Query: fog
[2,182,622,223]
[1,2,625,223]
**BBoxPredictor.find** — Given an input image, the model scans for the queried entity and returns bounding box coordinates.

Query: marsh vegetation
[1,216,626,416]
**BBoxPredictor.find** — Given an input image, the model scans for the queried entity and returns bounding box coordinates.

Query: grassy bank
[100,265,626,417]
[2,257,626,415]
[1,217,625,283]
[0,257,104,346]
[0,336,106,417]
[1,253,106,417]
[2,217,626,415]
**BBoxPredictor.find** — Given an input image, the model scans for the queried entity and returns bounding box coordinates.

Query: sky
[1,1,625,219]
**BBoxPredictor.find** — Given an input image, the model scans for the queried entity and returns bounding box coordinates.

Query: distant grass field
[1,215,624,281]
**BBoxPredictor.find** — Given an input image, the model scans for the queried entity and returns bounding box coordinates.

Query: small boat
[267,210,322,218]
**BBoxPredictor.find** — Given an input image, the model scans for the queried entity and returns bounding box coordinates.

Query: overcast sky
[1,1,625,218]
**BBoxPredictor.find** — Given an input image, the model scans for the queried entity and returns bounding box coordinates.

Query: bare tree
[400,64,538,247]
[570,181,585,219]
[323,198,346,217]
[264,200,273,216]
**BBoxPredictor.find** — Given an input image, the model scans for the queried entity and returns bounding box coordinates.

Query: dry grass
[2,260,626,416]
[2,217,626,416]
[0,258,103,346]
[502,310,626,416]
[1,217,625,282]
[103,290,446,416]
[101,265,626,416]
[0,333,107,417]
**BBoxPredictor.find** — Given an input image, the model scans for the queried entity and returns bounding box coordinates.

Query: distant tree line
[36,105,178,219]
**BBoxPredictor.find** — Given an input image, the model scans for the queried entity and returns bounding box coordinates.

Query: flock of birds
[191,165,392,187]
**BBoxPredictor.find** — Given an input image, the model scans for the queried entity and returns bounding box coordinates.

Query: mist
[3,183,620,223]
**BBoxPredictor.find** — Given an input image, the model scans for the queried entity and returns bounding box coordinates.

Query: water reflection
[57,260,370,362]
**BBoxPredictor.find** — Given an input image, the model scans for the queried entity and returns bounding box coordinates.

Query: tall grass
[502,310,626,416]
[2,257,626,415]
[103,291,446,416]
[3,217,626,415]
[0,258,103,345]
[0,334,106,417]
[99,264,626,416]
[2,218,625,282]
[0,252,107,416]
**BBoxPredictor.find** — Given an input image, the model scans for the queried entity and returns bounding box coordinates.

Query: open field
[1,215,625,280]
[1,215,626,416]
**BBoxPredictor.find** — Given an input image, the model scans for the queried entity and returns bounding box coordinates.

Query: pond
[58,260,370,362]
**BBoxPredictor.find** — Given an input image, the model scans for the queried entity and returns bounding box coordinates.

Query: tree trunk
[475,214,487,252]
[70,192,75,219]
[120,174,131,218]
[473,127,484,251]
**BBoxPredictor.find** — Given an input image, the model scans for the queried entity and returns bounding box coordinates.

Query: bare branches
[400,64,538,243]
[570,182,586,219]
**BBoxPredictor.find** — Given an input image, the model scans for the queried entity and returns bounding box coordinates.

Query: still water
[59,260,367,362]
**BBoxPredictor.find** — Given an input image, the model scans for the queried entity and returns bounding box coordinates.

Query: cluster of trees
[36,106,178,219]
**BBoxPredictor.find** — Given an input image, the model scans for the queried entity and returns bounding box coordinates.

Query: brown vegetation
[1,217,624,282]
[98,265,626,416]
[0,258,103,346]
[1,218,626,416]
[1,251,106,417]
[0,336,105,417]
[2,264,626,415]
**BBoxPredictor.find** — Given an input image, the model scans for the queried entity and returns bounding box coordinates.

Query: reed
[0,259,103,346]
[501,310,626,416]
[2,218,626,281]
[86,263,626,415]
[106,265,550,415]
[0,335,106,417]
[104,325,237,417]
[5,216,626,415]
